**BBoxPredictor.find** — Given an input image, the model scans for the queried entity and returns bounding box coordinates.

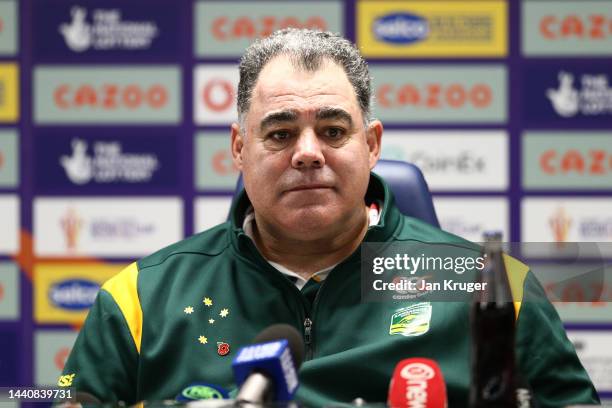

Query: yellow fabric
[503,254,530,320]
[102,262,143,353]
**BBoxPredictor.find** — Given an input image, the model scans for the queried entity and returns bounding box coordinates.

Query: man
[59,29,598,407]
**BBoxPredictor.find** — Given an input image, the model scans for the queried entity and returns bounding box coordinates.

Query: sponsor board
[528,258,612,299]
[522,1,612,56]
[433,197,509,242]
[195,132,238,190]
[523,132,612,190]
[0,262,19,320]
[0,194,19,254]
[524,63,612,126]
[0,128,19,187]
[0,63,18,122]
[34,330,79,385]
[34,65,181,124]
[370,65,506,123]
[194,65,238,125]
[32,0,181,59]
[34,197,183,257]
[194,1,343,57]
[0,0,17,56]
[357,1,507,58]
[194,196,233,232]
[34,130,180,192]
[567,331,612,393]
[555,302,612,324]
[532,263,612,323]
[34,263,125,324]
[0,327,20,386]
[522,198,612,244]
[380,131,508,191]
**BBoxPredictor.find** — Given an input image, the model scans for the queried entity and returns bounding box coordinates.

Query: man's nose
[291,130,325,169]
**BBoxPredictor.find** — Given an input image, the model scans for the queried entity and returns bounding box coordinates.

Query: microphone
[387,358,447,408]
[233,324,304,404]
[515,374,539,408]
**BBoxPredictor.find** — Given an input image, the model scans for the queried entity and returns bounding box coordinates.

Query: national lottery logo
[60,138,160,185]
[547,71,612,118]
[59,6,159,53]
[60,7,91,52]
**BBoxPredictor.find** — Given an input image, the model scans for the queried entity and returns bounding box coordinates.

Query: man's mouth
[287,184,333,192]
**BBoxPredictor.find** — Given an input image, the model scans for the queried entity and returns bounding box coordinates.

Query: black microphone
[515,374,539,408]
[233,324,304,404]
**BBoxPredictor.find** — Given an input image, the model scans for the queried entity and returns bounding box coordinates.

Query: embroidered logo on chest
[390,302,432,337]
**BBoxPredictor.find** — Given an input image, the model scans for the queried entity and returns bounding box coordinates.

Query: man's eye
[270,131,291,141]
[325,127,345,139]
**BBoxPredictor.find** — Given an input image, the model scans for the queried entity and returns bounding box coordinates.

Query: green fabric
[62,173,599,407]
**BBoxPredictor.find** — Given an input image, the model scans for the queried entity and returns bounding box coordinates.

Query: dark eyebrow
[260,110,299,131]
[316,107,353,127]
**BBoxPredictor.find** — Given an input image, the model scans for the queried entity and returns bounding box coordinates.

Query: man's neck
[251,206,370,281]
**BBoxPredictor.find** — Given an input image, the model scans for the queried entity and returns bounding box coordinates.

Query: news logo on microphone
[388,358,447,408]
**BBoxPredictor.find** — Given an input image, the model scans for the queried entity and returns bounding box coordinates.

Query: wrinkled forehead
[248,55,362,122]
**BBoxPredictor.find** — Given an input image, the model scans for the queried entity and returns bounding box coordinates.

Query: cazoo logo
[34,66,181,124]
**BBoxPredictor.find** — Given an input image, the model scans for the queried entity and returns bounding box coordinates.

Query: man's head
[231,29,383,243]
[237,29,372,127]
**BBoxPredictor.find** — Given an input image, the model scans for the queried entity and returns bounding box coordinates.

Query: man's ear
[366,119,383,170]
[230,123,244,171]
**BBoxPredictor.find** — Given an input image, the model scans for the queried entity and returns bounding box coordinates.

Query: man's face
[231,56,382,240]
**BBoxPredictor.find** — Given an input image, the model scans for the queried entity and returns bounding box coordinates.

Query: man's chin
[278,210,340,237]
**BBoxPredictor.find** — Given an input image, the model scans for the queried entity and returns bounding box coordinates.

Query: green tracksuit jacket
[59,174,599,407]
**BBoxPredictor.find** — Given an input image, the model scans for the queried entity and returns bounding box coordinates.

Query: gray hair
[237,28,372,128]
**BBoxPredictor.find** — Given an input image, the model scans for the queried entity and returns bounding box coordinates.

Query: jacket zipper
[300,224,377,359]
[303,317,313,358]
[302,275,330,360]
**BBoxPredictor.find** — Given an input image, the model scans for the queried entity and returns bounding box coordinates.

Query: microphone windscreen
[252,324,304,369]
[388,358,447,408]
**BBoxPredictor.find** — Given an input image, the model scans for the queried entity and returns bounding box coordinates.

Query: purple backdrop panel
[0,326,21,386]
[33,129,181,193]
[31,0,183,61]
[523,61,612,127]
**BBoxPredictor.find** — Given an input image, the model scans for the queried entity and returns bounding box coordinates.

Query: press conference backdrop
[0,0,611,403]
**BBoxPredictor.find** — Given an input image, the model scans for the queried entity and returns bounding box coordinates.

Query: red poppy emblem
[217,342,230,356]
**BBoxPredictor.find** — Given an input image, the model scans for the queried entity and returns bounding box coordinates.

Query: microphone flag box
[232,339,299,401]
